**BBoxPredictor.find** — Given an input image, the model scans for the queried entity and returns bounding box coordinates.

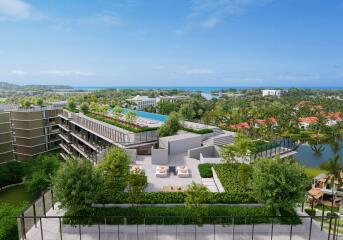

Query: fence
[249,138,298,161]
[17,190,343,240]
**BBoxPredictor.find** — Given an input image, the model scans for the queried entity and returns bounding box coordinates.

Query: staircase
[203,133,235,146]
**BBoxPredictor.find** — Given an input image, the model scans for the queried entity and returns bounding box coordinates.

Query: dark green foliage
[157,112,182,137]
[64,206,300,225]
[0,202,28,240]
[80,102,89,114]
[0,161,24,188]
[198,164,214,178]
[25,153,61,198]
[53,158,103,210]
[98,191,255,204]
[127,172,148,205]
[305,208,316,217]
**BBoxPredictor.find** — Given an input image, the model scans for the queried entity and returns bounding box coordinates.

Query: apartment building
[262,89,283,97]
[57,109,158,163]
[0,105,62,161]
[0,110,15,163]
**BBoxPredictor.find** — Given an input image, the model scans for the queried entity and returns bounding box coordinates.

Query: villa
[126,95,157,110]
[308,173,343,207]
[298,117,319,129]
[321,112,342,126]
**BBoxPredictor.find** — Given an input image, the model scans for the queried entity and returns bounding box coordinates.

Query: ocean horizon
[73,86,343,93]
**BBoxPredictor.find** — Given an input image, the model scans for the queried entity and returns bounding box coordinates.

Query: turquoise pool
[122,108,167,122]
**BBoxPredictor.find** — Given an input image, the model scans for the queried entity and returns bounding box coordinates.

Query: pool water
[122,108,167,122]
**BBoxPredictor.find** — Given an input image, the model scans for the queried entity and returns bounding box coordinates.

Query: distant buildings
[127,95,157,110]
[262,89,283,97]
[298,117,318,129]
[127,95,187,110]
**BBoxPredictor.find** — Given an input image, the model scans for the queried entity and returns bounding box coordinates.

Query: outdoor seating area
[134,152,202,192]
[162,185,186,192]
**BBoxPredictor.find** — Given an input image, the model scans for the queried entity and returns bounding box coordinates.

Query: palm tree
[327,155,343,213]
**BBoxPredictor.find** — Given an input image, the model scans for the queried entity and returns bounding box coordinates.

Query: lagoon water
[293,140,343,168]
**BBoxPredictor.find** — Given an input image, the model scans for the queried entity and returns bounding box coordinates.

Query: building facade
[126,95,157,110]
[0,105,62,162]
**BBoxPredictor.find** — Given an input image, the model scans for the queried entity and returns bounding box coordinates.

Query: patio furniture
[177,166,190,178]
[162,186,184,192]
[131,165,141,173]
[156,165,169,178]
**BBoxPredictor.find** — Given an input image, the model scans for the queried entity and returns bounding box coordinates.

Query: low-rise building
[127,95,157,110]
[298,117,318,129]
[262,89,283,97]
[156,95,187,103]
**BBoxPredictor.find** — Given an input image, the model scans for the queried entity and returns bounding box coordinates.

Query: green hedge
[213,164,251,195]
[98,191,255,204]
[64,206,301,225]
[0,161,24,188]
[198,164,215,178]
[87,113,158,133]
[182,127,213,134]
[304,208,316,217]
[0,203,28,240]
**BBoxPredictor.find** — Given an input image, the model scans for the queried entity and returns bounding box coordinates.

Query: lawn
[303,167,327,179]
[0,185,32,206]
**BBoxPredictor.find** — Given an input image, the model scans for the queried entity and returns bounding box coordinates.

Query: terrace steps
[203,133,235,147]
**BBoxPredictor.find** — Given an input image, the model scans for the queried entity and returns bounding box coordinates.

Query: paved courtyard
[134,153,202,192]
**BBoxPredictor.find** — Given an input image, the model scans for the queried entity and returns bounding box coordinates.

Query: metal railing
[61,109,158,146]
[16,189,343,240]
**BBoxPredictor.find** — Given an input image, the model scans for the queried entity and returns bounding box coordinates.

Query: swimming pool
[122,108,167,122]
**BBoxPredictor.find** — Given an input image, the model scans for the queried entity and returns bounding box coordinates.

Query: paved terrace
[22,208,339,240]
[134,153,202,192]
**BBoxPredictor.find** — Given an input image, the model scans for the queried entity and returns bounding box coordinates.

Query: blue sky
[0,0,342,87]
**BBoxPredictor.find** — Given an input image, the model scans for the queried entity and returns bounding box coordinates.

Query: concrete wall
[212,167,225,193]
[151,147,168,165]
[168,136,202,155]
[199,153,222,164]
[188,145,220,160]
[125,149,137,162]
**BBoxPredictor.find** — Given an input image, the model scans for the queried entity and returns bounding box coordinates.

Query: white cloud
[77,13,121,27]
[202,17,220,28]
[0,0,32,20]
[35,70,94,76]
[9,69,94,77]
[10,69,28,75]
[182,68,214,75]
[189,0,273,29]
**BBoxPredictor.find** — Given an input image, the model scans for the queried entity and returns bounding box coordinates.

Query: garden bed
[182,127,213,134]
[86,112,158,133]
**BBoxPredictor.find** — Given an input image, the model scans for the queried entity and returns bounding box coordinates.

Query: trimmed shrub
[0,202,28,240]
[182,127,213,134]
[0,161,24,189]
[198,164,214,178]
[305,208,316,217]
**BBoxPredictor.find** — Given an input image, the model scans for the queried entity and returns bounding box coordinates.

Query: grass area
[64,206,301,225]
[182,127,213,134]
[303,167,327,179]
[0,185,32,206]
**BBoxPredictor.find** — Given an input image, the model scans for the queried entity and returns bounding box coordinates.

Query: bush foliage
[198,164,214,178]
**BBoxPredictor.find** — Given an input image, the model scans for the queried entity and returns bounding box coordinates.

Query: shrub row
[182,127,213,134]
[87,113,158,133]
[64,206,301,225]
[0,203,28,240]
[98,191,255,204]
[198,163,215,178]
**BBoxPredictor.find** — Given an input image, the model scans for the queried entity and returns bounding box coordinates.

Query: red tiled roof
[308,188,324,199]
[253,117,277,125]
[298,117,318,124]
[321,112,342,121]
[230,122,250,129]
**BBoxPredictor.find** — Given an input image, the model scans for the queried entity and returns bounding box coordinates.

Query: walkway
[201,178,219,192]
